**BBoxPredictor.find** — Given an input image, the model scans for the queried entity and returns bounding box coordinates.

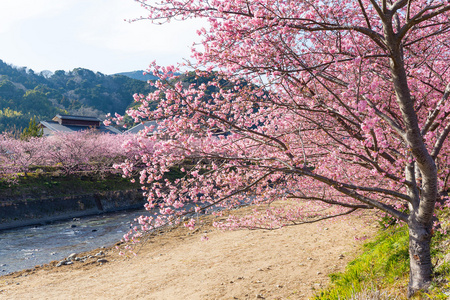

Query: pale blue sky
[0,0,204,74]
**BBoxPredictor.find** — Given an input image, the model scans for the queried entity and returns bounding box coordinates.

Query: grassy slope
[313,210,450,299]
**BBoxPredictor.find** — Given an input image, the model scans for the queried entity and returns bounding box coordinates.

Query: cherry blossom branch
[431,122,450,160]
[286,194,373,209]
[240,208,361,230]
[363,96,406,138]
[398,3,450,40]
[191,171,275,213]
[181,148,411,205]
[357,0,373,30]
[280,208,362,226]
[421,83,450,135]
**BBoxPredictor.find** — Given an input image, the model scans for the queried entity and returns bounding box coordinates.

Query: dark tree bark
[407,217,433,297]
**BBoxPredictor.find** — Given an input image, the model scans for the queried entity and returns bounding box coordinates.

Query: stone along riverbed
[0,209,148,275]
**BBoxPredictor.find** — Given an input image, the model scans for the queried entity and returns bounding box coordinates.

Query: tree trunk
[407,219,433,298]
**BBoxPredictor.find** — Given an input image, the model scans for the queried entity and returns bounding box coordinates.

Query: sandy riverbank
[0,209,378,299]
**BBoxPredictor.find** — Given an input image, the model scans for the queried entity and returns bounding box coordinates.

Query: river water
[0,209,149,275]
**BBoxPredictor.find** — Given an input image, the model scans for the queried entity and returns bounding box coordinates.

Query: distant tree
[68,106,105,118]
[20,117,43,140]
[0,133,46,178]
[39,70,53,79]
[20,90,58,116]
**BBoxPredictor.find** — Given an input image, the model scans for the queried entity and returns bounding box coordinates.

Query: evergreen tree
[21,117,43,140]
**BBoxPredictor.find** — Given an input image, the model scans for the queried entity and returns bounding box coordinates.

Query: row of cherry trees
[0,131,154,181]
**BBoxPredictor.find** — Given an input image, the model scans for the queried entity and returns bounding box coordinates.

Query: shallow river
[0,209,149,275]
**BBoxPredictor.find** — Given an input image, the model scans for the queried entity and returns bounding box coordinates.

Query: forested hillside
[0,60,154,133]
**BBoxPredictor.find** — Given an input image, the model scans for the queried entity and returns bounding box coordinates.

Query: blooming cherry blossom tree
[124,0,450,295]
[0,132,147,179]
[0,134,46,178]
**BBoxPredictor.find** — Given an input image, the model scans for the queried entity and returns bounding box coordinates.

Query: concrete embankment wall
[0,190,146,230]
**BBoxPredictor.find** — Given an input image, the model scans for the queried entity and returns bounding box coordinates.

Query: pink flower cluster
[0,131,154,180]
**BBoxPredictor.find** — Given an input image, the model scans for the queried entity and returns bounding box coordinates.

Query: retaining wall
[0,189,146,230]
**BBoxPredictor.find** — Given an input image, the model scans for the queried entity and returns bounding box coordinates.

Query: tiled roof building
[39,114,121,136]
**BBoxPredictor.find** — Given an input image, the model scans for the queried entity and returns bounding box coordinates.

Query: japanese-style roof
[53,114,102,122]
[124,121,159,134]
[40,120,121,135]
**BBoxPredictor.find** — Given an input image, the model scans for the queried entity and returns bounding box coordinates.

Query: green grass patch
[314,209,450,299]
[313,225,410,299]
